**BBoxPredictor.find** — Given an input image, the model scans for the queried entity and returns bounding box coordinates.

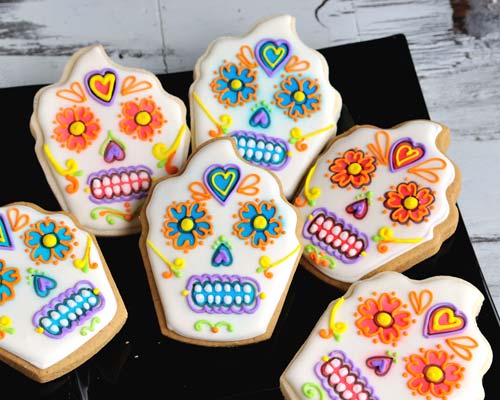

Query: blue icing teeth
[33,280,105,338]
[230,131,290,171]
[185,274,262,314]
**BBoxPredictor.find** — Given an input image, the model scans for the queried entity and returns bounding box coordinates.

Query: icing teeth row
[186,274,261,314]
[88,165,153,203]
[316,351,377,400]
[303,208,369,264]
[33,281,105,338]
[230,131,289,170]
[308,214,364,258]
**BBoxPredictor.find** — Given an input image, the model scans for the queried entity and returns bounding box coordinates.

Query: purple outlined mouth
[87,165,153,204]
[230,131,289,171]
[303,208,368,263]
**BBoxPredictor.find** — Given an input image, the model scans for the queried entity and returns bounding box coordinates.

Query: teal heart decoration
[203,164,241,205]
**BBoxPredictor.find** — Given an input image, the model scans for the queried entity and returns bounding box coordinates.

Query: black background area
[0,34,498,399]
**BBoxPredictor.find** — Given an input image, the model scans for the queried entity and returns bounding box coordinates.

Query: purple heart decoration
[249,107,271,129]
[33,274,57,298]
[254,38,291,77]
[211,243,233,267]
[104,140,126,163]
[345,198,369,220]
[366,356,393,376]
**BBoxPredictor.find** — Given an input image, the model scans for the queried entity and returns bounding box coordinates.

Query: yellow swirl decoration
[257,244,302,279]
[73,236,98,273]
[43,144,80,176]
[147,240,185,278]
[193,91,233,135]
[153,124,187,164]
[319,297,347,341]
[288,124,335,151]
[372,227,423,253]
[304,163,322,206]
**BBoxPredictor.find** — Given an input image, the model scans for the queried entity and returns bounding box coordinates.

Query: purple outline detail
[0,214,14,250]
[254,38,292,77]
[302,208,369,264]
[423,302,468,338]
[315,350,379,400]
[203,164,241,205]
[87,164,153,204]
[32,280,105,339]
[84,68,119,106]
[185,274,261,314]
[388,137,427,172]
[230,131,290,171]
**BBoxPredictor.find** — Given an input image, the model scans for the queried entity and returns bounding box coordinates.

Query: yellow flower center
[403,196,419,210]
[230,79,243,90]
[0,316,11,327]
[347,162,362,175]
[180,218,195,232]
[42,233,58,248]
[253,215,268,230]
[375,311,393,328]
[425,365,444,383]
[135,110,152,126]
[68,121,86,136]
[293,90,306,103]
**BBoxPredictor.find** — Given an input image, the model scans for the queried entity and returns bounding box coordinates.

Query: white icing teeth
[230,131,289,170]
[89,166,153,202]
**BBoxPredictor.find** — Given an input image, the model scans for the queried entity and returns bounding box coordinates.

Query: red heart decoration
[366,356,393,376]
[424,303,467,337]
[345,198,369,219]
[389,137,426,171]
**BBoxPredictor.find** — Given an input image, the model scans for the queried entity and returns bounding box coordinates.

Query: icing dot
[424,365,444,383]
[230,79,243,90]
[347,162,362,175]
[293,90,306,103]
[42,233,58,248]
[403,196,419,210]
[69,121,86,136]
[180,218,195,232]
[375,311,393,328]
[135,111,152,126]
[252,215,268,230]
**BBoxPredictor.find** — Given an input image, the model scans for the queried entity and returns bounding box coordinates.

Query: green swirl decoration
[304,245,336,269]
[301,382,325,400]
[194,320,234,334]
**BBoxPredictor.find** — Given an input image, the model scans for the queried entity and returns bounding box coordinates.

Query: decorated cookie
[139,137,302,346]
[294,120,460,289]
[0,202,126,382]
[30,44,191,236]
[280,271,492,400]
[189,14,342,199]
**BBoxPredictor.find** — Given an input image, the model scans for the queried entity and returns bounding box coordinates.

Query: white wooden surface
[0,0,498,310]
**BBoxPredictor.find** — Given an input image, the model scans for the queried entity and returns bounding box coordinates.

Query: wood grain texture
[0,0,498,310]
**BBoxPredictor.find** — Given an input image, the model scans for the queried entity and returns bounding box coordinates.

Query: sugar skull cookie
[30,44,191,236]
[0,202,126,382]
[189,14,342,199]
[139,137,302,346]
[280,271,493,400]
[294,120,461,289]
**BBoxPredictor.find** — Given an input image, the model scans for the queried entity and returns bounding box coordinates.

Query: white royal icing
[281,271,493,400]
[0,204,119,370]
[295,120,456,284]
[31,44,191,236]
[142,138,302,344]
[189,14,342,199]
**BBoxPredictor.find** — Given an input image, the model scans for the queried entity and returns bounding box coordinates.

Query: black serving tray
[0,34,498,399]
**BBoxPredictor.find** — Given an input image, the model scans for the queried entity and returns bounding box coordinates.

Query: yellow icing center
[42,233,58,248]
[375,311,393,328]
[0,316,11,326]
[69,121,86,136]
[253,215,268,230]
[180,218,195,232]
[230,79,243,90]
[135,111,152,126]
[403,196,419,210]
[425,365,444,383]
[293,91,306,103]
[347,162,362,175]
